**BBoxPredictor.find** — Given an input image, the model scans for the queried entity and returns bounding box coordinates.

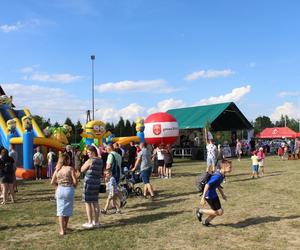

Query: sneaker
[100,209,107,214]
[164,176,169,179]
[92,221,100,228]
[115,209,122,214]
[202,221,212,227]
[120,200,127,208]
[196,209,203,222]
[82,223,94,229]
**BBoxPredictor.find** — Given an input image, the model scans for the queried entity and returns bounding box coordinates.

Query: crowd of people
[47,141,175,235]
[2,134,299,233]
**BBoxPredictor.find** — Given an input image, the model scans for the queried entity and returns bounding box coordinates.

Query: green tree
[106,122,115,133]
[32,115,52,129]
[54,122,60,127]
[125,119,132,136]
[254,116,273,134]
[131,121,136,135]
[64,117,74,127]
[73,120,83,144]
[115,117,125,137]
[275,115,300,132]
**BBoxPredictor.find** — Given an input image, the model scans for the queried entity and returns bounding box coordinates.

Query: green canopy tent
[167,102,253,159]
[167,102,252,131]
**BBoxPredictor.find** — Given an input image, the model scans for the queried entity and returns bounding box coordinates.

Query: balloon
[144,112,179,145]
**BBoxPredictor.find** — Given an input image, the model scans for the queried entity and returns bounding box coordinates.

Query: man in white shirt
[33,147,44,180]
[206,140,217,173]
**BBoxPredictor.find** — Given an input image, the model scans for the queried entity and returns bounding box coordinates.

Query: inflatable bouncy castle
[0,87,64,179]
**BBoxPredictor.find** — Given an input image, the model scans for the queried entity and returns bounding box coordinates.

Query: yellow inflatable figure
[44,124,71,146]
[22,116,33,131]
[7,119,17,133]
[52,128,69,145]
[81,120,111,146]
[0,95,12,106]
[63,124,72,138]
[136,117,145,132]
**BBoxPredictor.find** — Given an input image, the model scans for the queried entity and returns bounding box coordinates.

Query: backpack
[34,153,42,166]
[196,172,212,195]
[52,153,58,163]
[110,153,120,180]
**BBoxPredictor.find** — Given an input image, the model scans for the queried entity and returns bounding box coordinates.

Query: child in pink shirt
[257,147,265,176]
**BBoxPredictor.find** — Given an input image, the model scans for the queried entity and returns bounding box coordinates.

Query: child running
[196,160,232,226]
[251,151,259,179]
[101,169,121,214]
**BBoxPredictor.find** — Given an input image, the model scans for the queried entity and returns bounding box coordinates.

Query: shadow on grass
[0,222,55,231]
[229,172,283,183]
[18,195,55,203]
[132,198,189,212]
[72,210,187,233]
[173,172,199,178]
[219,215,300,228]
[227,170,284,180]
[156,190,197,199]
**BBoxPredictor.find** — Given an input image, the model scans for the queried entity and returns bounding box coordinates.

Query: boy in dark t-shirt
[197,160,232,226]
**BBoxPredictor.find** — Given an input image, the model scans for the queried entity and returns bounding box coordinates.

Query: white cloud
[148,98,186,114]
[95,79,179,93]
[195,85,251,105]
[19,66,82,84]
[95,103,145,122]
[270,102,300,121]
[1,83,145,124]
[30,73,82,83]
[278,91,300,97]
[0,19,39,33]
[0,22,23,33]
[19,65,39,74]
[1,83,88,123]
[184,69,235,81]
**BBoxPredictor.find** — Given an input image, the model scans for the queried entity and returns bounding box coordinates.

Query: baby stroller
[119,168,143,199]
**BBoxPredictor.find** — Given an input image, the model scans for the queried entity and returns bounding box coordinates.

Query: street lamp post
[91,55,95,120]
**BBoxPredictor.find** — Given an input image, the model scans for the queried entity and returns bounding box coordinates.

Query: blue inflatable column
[85,138,94,146]
[137,131,144,143]
[23,130,34,170]
[7,131,18,149]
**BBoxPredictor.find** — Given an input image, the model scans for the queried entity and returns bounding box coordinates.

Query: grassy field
[0,156,300,250]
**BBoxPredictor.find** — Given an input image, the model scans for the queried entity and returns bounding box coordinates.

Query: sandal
[100,209,107,214]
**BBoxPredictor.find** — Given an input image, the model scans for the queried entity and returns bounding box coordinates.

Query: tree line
[253,115,300,134]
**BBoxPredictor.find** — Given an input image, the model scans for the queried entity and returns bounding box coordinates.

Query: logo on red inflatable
[153,124,161,135]
[144,112,179,145]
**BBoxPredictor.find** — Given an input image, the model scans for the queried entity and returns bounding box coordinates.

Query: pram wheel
[134,187,143,197]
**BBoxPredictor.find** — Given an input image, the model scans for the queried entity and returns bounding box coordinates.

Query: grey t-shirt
[138,148,153,171]
[9,150,18,170]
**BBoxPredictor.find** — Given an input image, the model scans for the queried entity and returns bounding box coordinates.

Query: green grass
[1,157,300,250]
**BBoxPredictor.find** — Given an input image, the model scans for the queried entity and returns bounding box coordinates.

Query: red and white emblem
[153,124,161,135]
[144,112,179,145]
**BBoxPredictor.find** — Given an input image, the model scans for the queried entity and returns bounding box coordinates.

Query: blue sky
[1,0,299,123]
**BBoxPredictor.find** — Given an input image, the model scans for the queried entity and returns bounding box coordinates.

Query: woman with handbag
[51,153,77,236]
[80,146,103,229]
[0,148,15,204]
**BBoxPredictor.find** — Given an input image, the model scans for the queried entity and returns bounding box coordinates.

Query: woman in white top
[154,144,165,178]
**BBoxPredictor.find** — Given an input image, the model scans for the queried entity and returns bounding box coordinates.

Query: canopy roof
[167,102,252,131]
[256,127,297,139]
